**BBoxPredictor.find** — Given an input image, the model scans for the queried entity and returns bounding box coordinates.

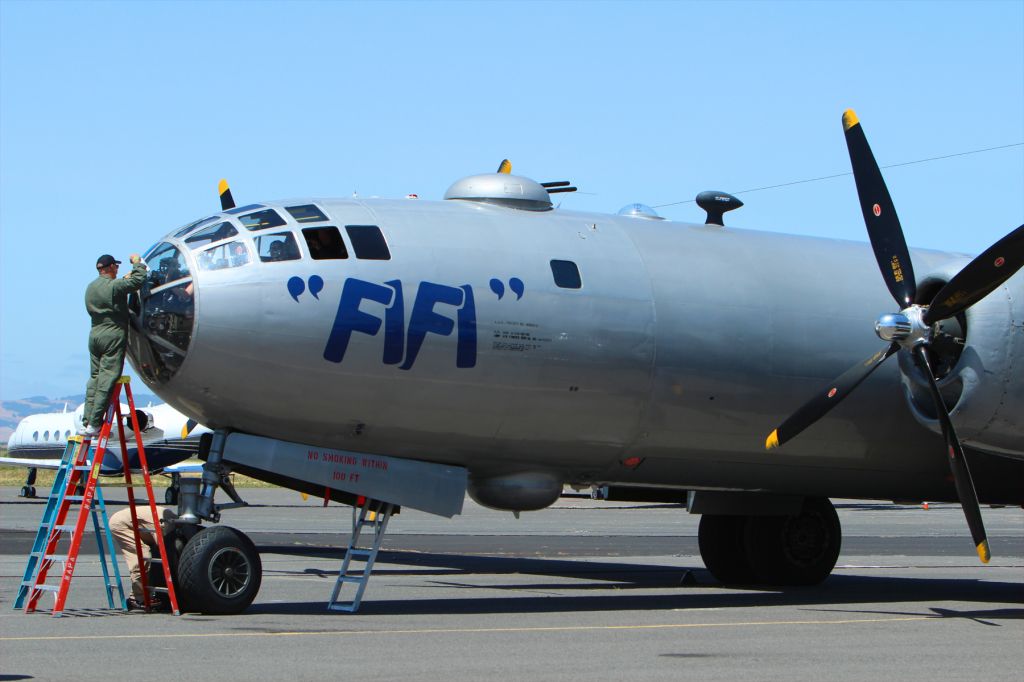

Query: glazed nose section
[127,242,195,384]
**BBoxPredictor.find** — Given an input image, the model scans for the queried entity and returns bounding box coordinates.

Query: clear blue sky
[1,0,1022,400]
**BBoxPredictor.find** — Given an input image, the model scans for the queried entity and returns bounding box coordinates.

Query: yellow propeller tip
[218,179,230,194]
[765,430,780,450]
[842,109,859,131]
[977,540,991,563]
[497,159,512,174]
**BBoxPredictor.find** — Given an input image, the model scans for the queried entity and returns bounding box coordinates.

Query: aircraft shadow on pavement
[246,547,1024,618]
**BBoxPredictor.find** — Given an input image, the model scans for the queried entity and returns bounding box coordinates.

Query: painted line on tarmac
[1,615,933,642]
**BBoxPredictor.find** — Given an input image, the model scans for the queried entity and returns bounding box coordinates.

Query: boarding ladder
[16,377,180,616]
[327,497,395,613]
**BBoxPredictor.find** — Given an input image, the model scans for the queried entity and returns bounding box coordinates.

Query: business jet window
[550,260,582,289]
[199,240,251,271]
[302,226,348,260]
[185,221,238,249]
[64,430,71,439]
[239,208,287,231]
[287,204,329,223]
[345,225,391,260]
[146,243,191,288]
[32,431,38,441]
[256,232,301,262]
[44,431,49,440]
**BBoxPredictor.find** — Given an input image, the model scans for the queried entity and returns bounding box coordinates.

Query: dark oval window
[550,259,582,289]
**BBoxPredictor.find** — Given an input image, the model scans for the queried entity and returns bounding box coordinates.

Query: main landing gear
[698,497,841,586]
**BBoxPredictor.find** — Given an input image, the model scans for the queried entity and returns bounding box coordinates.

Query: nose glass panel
[127,241,194,384]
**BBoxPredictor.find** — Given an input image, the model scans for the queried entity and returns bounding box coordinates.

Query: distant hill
[0,393,159,441]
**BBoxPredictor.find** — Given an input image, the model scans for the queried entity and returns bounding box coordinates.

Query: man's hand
[129,253,141,265]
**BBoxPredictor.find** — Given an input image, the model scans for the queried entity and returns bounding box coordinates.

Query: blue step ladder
[327,497,395,613]
[14,436,126,613]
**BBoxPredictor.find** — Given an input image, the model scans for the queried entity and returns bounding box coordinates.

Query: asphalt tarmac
[1,486,1021,681]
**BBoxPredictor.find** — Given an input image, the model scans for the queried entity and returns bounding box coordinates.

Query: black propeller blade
[842,110,917,308]
[766,343,899,450]
[923,224,1024,325]
[911,345,990,563]
[219,178,236,211]
[766,109,1020,563]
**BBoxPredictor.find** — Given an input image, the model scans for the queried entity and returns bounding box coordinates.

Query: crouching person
[109,506,177,611]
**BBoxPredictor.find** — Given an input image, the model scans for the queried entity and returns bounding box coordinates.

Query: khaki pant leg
[110,506,174,600]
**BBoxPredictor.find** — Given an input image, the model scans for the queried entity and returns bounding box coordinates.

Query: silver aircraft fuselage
[129,196,1024,505]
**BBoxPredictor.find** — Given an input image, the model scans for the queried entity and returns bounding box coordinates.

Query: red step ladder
[22,377,180,616]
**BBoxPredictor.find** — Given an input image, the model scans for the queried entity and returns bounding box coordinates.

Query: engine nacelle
[898,264,1024,458]
[467,471,562,512]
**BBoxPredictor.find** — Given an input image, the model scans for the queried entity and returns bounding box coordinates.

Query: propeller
[766,109,1024,563]
[219,178,236,211]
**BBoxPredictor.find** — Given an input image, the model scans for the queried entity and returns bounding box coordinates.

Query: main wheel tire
[698,514,755,585]
[177,525,262,614]
[743,497,841,586]
[165,486,179,505]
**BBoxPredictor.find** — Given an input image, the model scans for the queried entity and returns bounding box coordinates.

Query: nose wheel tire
[177,525,262,614]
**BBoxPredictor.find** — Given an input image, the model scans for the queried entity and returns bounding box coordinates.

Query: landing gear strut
[698,497,841,586]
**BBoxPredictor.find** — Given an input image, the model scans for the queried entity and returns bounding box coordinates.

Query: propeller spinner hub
[875,306,930,346]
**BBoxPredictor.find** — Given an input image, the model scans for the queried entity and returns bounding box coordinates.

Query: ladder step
[44,554,68,562]
[54,525,77,532]
[32,584,60,592]
[347,549,373,559]
[337,575,368,583]
[63,495,85,502]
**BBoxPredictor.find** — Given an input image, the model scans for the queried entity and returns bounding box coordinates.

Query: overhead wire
[651,142,1024,208]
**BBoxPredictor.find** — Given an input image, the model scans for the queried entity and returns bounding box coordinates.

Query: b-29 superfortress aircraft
[124,110,1024,614]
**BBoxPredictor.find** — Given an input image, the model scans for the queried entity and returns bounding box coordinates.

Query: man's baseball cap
[96,254,121,269]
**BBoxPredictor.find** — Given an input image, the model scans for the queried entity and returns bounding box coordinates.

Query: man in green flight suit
[80,253,148,437]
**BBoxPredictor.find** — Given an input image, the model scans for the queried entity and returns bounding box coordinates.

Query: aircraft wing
[0,456,204,475]
[0,456,64,471]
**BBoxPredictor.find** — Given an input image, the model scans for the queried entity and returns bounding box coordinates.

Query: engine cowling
[898,264,1024,458]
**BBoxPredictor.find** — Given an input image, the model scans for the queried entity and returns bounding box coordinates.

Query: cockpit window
[146,243,191,288]
[302,226,348,260]
[173,216,218,239]
[239,209,286,231]
[198,240,251,271]
[345,225,391,260]
[224,203,264,215]
[185,221,238,249]
[255,232,301,262]
[286,204,329,223]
